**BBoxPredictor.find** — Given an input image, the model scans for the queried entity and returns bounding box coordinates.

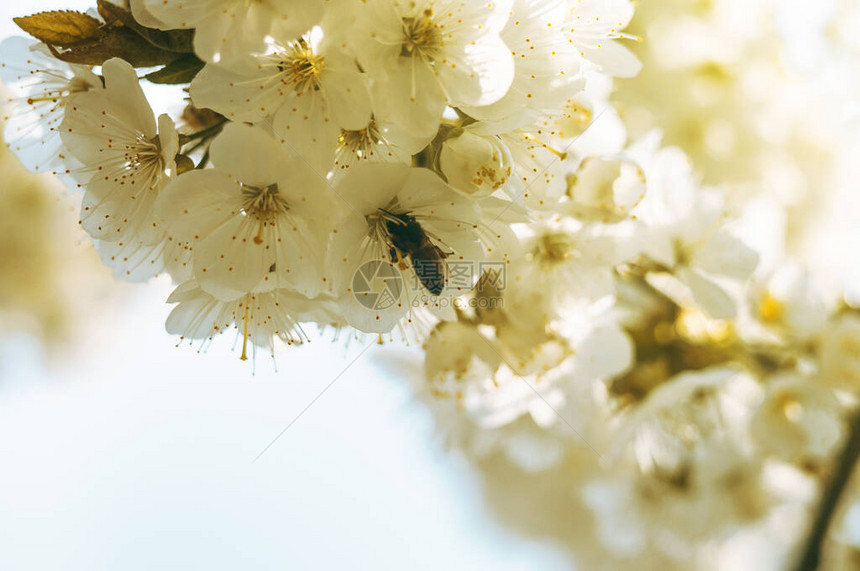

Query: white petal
[156,170,243,244]
[580,41,641,78]
[157,114,179,167]
[332,163,413,216]
[272,220,327,298]
[322,67,372,131]
[141,0,216,29]
[210,123,286,187]
[438,32,515,107]
[195,216,271,301]
[101,59,157,138]
[572,325,634,380]
[677,267,738,320]
[189,62,281,123]
[95,235,191,283]
[80,173,161,243]
[270,0,324,39]
[128,0,168,28]
[692,231,759,280]
[370,57,446,141]
[272,92,339,176]
[166,287,233,340]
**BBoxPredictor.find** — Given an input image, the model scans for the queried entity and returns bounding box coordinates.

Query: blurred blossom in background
[1,0,860,570]
[0,142,108,345]
[615,0,860,295]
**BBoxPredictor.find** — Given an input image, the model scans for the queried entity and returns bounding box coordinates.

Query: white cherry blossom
[330,163,484,333]
[156,123,337,301]
[564,153,647,224]
[94,235,192,284]
[348,0,516,138]
[333,97,433,176]
[748,263,827,341]
[166,280,341,360]
[751,374,843,466]
[135,0,324,64]
[629,138,759,319]
[60,58,178,246]
[0,37,101,176]
[417,308,631,471]
[439,129,514,198]
[818,313,860,389]
[459,0,583,128]
[509,218,630,306]
[565,0,642,78]
[190,28,371,173]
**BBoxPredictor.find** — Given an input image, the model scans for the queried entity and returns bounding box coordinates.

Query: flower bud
[174,154,195,175]
[440,131,512,198]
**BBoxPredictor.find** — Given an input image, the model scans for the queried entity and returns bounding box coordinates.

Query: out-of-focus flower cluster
[613,0,860,293]
[2,0,859,567]
[0,129,111,345]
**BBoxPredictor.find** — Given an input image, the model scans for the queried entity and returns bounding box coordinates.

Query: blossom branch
[795,408,860,571]
[178,117,227,147]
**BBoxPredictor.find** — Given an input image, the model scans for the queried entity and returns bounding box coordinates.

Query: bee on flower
[330,163,488,333]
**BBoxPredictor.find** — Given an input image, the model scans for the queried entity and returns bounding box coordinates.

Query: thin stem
[794,408,860,571]
[184,137,210,156]
[196,148,210,170]
[178,118,228,147]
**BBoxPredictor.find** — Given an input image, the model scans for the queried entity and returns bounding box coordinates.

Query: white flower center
[99,133,165,195]
[401,9,442,61]
[242,182,290,223]
[531,232,576,266]
[124,134,163,171]
[338,120,382,158]
[277,39,325,95]
[241,182,290,245]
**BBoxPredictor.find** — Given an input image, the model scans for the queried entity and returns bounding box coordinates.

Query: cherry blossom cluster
[1,0,643,356]
[3,0,860,566]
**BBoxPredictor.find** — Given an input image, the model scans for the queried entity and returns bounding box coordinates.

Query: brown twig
[794,408,860,571]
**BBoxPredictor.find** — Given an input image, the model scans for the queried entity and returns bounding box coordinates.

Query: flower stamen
[241,182,290,224]
[401,9,442,61]
[338,120,382,158]
[277,38,325,94]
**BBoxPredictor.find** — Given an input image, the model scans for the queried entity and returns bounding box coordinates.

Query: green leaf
[144,54,205,84]
[97,0,194,54]
[13,11,103,47]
